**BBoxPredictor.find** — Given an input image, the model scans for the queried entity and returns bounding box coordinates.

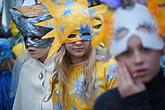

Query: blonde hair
[51,43,97,107]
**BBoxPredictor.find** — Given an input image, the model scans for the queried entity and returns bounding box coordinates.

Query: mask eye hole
[31,36,41,41]
[137,23,155,33]
[68,34,77,38]
[82,32,91,36]
[115,27,128,40]
[93,16,103,29]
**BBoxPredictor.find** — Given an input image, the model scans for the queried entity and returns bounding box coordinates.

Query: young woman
[37,0,117,109]
[51,38,116,110]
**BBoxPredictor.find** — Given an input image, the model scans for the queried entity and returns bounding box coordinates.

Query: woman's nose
[74,40,83,45]
[134,51,144,65]
[26,42,32,48]
[27,42,31,46]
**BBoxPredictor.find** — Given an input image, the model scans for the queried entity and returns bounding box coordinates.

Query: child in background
[94,2,165,110]
[10,3,56,110]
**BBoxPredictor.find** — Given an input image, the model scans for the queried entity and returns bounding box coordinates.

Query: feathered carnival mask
[109,3,164,56]
[37,0,109,58]
[100,0,165,38]
[90,3,114,49]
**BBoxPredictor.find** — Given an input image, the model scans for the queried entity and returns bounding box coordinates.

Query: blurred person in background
[94,1,165,110]
[0,38,14,110]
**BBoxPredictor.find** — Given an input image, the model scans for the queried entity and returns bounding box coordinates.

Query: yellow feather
[147,0,165,37]
[91,5,113,48]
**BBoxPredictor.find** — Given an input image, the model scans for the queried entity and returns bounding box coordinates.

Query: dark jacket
[94,69,165,110]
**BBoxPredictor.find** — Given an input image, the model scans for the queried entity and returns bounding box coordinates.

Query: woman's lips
[73,48,84,52]
[27,47,36,54]
[132,69,147,78]
[72,47,84,52]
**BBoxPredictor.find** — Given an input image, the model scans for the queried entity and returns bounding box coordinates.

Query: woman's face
[117,36,162,83]
[65,40,91,62]
[26,44,50,62]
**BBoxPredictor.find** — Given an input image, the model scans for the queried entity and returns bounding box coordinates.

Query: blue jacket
[0,69,13,110]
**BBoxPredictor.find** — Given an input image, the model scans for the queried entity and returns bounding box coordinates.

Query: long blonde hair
[51,43,97,107]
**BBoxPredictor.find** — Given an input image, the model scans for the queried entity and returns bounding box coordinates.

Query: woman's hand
[116,63,146,97]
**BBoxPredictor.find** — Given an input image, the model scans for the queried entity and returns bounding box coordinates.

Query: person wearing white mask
[94,2,165,110]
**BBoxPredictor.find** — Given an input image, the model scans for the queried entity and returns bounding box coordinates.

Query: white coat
[12,55,55,110]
